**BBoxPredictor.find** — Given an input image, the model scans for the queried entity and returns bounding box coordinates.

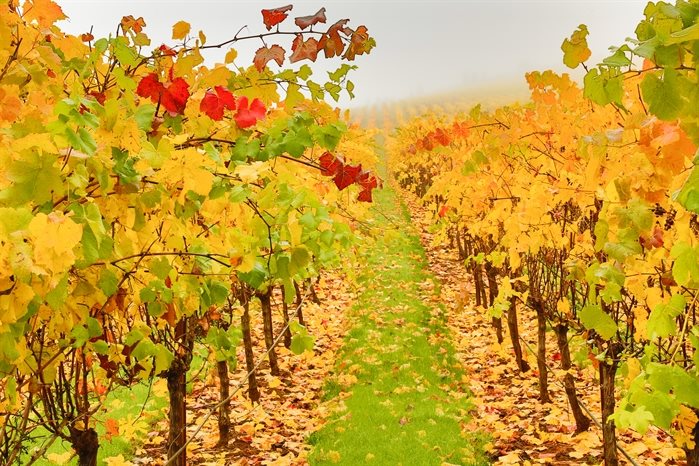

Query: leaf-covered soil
[307,185,489,465]
[128,274,356,465]
[401,188,688,465]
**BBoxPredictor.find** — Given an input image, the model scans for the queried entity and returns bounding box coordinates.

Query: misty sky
[58,1,649,108]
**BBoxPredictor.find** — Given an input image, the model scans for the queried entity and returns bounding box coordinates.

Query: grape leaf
[295,7,326,30]
[290,34,320,63]
[200,86,236,121]
[24,0,66,27]
[640,69,685,121]
[579,304,617,340]
[253,45,286,72]
[235,96,266,129]
[343,26,374,60]
[319,152,342,176]
[561,24,591,69]
[319,19,348,58]
[357,188,373,203]
[172,20,190,40]
[120,15,145,33]
[333,163,362,190]
[261,5,293,31]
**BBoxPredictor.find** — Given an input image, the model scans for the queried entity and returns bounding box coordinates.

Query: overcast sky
[58,1,649,108]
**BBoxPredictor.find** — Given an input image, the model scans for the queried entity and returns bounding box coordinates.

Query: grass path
[308,184,489,465]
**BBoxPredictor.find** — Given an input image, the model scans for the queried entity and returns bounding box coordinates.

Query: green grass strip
[308,185,489,466]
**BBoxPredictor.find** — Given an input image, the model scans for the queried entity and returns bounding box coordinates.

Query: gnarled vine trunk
[241,299,260,403]
[507,297,530,373]
[258,289,280,376]
[554,324,591,432]
[216,360,231,446]
[68,426,99,466]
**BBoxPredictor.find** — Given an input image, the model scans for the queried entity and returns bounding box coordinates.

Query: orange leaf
[319,19,348,58]
[253,45,286,72]
[104,418,119,441]
[289,34,319,63]
[294,7,326,30]
[261,5,293,31]
[121,15,146,34]
[23,0,66,28]
[343,25,373,60]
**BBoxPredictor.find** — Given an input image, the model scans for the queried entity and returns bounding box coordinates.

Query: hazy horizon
[58,1,649,108]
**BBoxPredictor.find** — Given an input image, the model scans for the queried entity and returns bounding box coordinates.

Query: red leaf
[89,91,106,105]
[161,77,190,114]
[649,225,664,248]
[295,7,326,30]
[158,44,177,57]
[235,96,266,129]
[136,73,164,101]
[200,86,236,121]
[357,188,373,203]
[434,128,450,146]
[333,164,362,190]
[253,45,286,72]
[80,32,94,42]
[319,151,343,176]
[438,205,449,218]
[289,34,320,63]
[261,5,293,31]
[357,170,378,190]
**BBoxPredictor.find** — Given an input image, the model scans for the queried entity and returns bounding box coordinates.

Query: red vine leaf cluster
[255,5,374,70]
[136,72,190,115]
[319,152,379,202]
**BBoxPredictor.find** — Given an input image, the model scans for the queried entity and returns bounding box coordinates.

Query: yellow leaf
[28,212,83,275]
[104,454,134,466]
[326,450,341,463]
[172,20,190,40]
[183,167,213,197]
[225,48,238,63]
[47,452,73,464]
[267,376,282,389]
[198,30,207,45]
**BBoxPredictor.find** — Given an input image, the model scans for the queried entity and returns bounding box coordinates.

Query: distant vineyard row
[389,2,699,465]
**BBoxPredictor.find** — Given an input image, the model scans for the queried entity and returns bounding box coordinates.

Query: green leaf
[647,363,699,409]
[671,243,699,287]
[312,121,346,151]
[149,257,172,280]
[603,47,632,67]
[640,69,684,120]
[583,68,624,106]
[612,406,655,434]
[0,151,64,207]
[629,388,677,430]
[0,333,20,362]
[98,269,120,297]
[675,163,699,213]
[46,274,69,310]
[579,304,617,340]
[289,321,314,354]
[648,294,685,339]
[134,104,157,132]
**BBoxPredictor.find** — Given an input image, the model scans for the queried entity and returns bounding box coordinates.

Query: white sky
[58,1,649,108]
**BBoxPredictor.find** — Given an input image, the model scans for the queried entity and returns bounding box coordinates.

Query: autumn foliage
[0,1,377,465]
[391,2,699,464]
